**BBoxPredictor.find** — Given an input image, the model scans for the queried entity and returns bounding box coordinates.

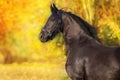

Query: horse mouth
[39,33,53,42]
[40,36,54,42]
[40,35,49,42]
[40,37,48,42]
[39,31,56,42]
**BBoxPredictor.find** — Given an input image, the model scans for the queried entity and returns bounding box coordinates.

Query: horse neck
[60,13,101,56]
[62,14,92,42]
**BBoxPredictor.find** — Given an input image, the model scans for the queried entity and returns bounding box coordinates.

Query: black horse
[39,4,120,80]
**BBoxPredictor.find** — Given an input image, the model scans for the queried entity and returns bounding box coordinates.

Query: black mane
[62,10,100,42]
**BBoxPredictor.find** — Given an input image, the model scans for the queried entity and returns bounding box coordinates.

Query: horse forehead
[62,13,67,19]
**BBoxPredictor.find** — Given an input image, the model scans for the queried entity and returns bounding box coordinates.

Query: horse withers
[39,4,120,80]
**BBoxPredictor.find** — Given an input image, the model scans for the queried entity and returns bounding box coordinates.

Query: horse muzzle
[39,31,54,42]
[39,32,49,42]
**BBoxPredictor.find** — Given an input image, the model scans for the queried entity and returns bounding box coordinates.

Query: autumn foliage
[0,0,120,63]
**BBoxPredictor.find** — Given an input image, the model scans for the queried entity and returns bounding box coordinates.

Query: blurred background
[0,0,120,80]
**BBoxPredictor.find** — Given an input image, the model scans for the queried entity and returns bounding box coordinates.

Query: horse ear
[50,4,54,13]
[53,3,58,11]
[50,3,58,13]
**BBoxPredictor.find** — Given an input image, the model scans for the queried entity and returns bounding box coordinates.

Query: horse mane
[63,11,100,42]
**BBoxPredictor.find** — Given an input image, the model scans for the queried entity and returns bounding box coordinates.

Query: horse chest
[66,52,86,78]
